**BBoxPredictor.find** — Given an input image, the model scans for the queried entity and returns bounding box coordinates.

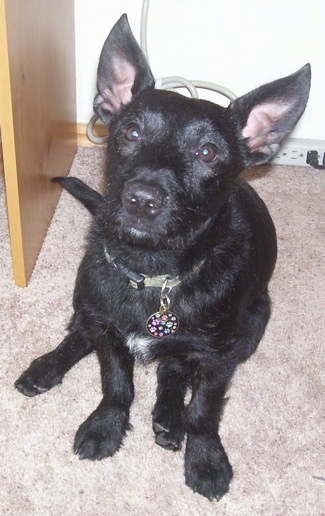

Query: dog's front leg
[184,358,235,501]
[74,333,134,460]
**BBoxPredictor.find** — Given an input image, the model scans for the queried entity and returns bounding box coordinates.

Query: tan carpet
[1,147,324,515]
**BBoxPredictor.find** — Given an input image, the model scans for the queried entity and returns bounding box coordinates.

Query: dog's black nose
[122,182,166,218]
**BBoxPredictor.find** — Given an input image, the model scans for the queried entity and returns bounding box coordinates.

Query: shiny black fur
[15,15,311,501]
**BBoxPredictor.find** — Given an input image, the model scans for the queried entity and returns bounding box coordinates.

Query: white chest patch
[126,333,155,361]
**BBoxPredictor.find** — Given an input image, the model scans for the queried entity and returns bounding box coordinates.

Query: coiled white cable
[86,0,237,144]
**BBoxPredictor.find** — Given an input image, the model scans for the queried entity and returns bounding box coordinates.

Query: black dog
[15,14,311,501]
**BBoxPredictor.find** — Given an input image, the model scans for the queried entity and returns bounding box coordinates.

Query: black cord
[306,150,325,170]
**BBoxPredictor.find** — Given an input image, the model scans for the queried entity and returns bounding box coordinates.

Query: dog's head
[94,14,311,250]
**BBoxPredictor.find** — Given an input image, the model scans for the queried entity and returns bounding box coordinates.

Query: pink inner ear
[112,58,137,105]
[242,102,289,151]
[101,58,137,113]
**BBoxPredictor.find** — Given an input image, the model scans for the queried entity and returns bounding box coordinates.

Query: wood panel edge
[0,0,26,286]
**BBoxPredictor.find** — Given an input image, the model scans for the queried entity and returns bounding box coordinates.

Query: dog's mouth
[108,177,210,248]
[117,212,167,244]
[115,180,171,242]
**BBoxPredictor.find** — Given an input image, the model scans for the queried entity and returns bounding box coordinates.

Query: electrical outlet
[273,138,325,167]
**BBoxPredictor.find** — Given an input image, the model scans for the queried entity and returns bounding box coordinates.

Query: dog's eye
[124,124,142,142]
[195,144,218,163]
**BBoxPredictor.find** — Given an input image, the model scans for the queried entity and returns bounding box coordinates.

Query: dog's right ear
[229,64,311,167]
[93,14,155,125]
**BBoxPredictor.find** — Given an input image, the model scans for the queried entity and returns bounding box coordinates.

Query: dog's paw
[185,434,233,501]
[74,405,129,460]
[152,421,185,451]
[14,356,64,397]
[152,400,185,451]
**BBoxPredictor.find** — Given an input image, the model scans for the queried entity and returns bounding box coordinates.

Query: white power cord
[86,0,237,144]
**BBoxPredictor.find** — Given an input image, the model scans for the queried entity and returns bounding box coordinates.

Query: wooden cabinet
[0,0,77,286]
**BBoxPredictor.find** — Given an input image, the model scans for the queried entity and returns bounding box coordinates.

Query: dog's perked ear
[94,14,155,125]
[229,64,311,167]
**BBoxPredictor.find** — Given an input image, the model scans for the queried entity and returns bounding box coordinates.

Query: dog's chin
[118,215,184,249]
[126,227,152,240]
[119,224,163,247]
[117,215,203,250]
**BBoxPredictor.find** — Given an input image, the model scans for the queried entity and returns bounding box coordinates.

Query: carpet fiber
[1,147,324,515]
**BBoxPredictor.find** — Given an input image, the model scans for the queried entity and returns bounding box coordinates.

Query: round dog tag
[147,309,179,338]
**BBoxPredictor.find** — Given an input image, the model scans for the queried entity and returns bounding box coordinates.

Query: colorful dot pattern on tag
[147,311,179,338]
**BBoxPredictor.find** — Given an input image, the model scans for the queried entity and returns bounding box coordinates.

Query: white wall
[75,0,325,140]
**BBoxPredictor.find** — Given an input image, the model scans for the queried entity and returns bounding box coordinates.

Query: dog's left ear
[229,64,311,167]
[94,14,155,125]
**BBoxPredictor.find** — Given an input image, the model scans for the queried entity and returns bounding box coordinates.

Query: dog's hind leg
[15,311,94,397]
[73,332,134,460]
[152,357,191,450]
[237,290,272,363]
[15,331,94,397]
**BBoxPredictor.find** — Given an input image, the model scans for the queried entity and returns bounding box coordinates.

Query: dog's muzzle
[122,181,166,219]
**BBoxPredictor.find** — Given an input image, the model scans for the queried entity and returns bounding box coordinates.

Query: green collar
[104,246,182,290]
